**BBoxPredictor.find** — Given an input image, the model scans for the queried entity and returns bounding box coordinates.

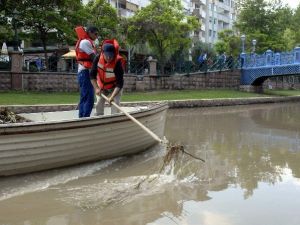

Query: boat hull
[0,103,168,176]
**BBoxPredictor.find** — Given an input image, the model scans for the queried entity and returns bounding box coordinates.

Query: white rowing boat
[0,103,168,176]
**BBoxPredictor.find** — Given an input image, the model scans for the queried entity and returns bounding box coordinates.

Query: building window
[120,3,126,9]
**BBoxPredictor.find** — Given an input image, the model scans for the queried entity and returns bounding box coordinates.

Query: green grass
[264,89,300,96]
[0,89,299,105]
[122,90,269,101]
[0,91,79,105]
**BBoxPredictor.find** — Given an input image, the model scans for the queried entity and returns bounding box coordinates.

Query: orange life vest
[97,54,124,90]
[97,39,125,90]
[74,26,95,69]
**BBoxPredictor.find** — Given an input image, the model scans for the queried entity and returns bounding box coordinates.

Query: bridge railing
[156,56,241,75]
[241,47,300,69]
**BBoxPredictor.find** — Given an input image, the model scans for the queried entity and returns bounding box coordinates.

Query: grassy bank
[0,89,299,105]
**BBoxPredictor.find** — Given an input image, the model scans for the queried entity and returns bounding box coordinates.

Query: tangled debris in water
[160,144,205,172]
[135,144,205,189]
[0,108,30,124]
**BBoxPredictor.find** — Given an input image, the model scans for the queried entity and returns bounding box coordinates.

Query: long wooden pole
[101,94,163,143]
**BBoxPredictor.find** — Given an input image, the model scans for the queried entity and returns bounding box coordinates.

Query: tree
[215,29,240,56]
[282,28,296,51]
[4,0,87,69]
[235,0,294,52]
[85,0,119,42]
[0,0,13,47]
[292,5,300,46]
[0,21,13,48]
[191,41,215,64]
[127,0,199,74]
[214,41,228,55]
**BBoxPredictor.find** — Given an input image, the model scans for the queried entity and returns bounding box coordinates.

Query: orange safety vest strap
[75,38,95,68]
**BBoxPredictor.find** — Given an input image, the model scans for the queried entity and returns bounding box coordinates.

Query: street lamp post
[252,39,257,53]
[240,34,246,68]
[241,34,246,53]
[12,9,20,51]
[211,0,215,44]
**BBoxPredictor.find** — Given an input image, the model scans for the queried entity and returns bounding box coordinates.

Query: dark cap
[103,43,115,58]
[86,26,98,34]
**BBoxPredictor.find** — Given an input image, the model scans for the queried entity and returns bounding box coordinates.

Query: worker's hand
[108,96,114,104]
[95,87,101,96]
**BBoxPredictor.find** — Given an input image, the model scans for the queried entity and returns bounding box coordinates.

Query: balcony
[193,35,200,42]
[217,14,230,24]
[126,1,139,12]
[192,8,201,17]
[118,8,134,17]
[192,7,206,18]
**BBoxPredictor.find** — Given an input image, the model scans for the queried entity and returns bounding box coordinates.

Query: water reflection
[165,103,300,199]
[0,103,300,225]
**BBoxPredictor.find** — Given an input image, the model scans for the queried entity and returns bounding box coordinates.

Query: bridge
[240,47,300,86]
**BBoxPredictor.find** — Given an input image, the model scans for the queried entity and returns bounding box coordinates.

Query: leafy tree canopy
[215,29,240,56]
[191,41,215,63]
[2,0,86,68]
[282,28,296,51]
[85,0,119,42]
[5,0,86,44]
[127,0,199,73]
[0,0,13,45]
[292,5,300,45]
[235,0,294,52]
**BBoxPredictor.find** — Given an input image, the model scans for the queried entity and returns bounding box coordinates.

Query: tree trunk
[159,50,165,75]
[160,63,164,75]
[40,31,48,70]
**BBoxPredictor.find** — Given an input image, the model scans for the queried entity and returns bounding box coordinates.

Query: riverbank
[0,89,300,105]
[1,95,300,114]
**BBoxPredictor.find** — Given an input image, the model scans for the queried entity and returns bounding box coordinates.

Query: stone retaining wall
[142,70,240,90]
[268,77,300,89]
[22,72,78,92]
[0,70,241,92]
[0,72,11,90]
[1,70,300,92]
[2,96,300,114]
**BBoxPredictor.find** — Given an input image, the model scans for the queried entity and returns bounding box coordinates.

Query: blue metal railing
[240,47,300,85]
[241,47,300,69]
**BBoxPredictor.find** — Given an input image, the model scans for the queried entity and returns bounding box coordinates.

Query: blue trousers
[77,69,94,118]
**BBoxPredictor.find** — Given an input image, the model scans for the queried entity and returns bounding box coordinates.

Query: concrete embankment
[165,95,300,108]
[1,96,300,114]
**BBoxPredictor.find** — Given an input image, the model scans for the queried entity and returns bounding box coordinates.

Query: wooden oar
[100,93,163,143]
[100,93,205,172]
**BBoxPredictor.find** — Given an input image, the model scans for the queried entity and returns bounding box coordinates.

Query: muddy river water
[0,102,300,225]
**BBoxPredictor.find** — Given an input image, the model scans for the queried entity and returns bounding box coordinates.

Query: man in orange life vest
[75,26,98,118]
[90,39,124,116]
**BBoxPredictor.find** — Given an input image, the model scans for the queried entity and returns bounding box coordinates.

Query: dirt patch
[0,108,31,124]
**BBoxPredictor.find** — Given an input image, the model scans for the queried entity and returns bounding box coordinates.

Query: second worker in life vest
[75,26,98,118]
[90,39,125,116]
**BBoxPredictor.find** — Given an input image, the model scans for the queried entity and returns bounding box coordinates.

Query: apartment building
[105,0,148,17]
[83,0,237,44]
[191,0,237,44]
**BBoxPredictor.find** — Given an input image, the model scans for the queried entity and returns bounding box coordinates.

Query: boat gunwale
[0,103,168,135]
